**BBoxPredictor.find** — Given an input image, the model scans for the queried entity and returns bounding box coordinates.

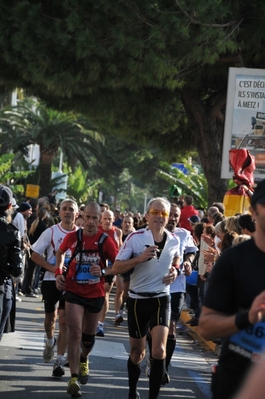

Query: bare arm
[112,245,159,274]
[199,290,265,340]
[115,227,123,248]
[55,248,66,291]
[31,251,56,273]
[198,306,239,340]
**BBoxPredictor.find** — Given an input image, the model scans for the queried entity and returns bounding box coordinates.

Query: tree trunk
[39,150,55,196]
[181,88,227,205]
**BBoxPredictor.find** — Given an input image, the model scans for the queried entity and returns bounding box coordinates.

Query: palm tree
[0,100,103,194]
[156,160,209,209]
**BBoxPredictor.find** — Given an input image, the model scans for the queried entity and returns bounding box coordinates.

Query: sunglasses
[148,209,169,217]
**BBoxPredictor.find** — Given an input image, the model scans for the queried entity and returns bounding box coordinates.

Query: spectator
[238,214,256,236]
[0,185,23,340]
[212,211,225,226]
[207,206,219,224]
[225,215,242,234]
[179,195,199,232]
[187,215,201,236]
[212,202,225,214]
[113,209,123,228]
[75,214,84,228]
[22,207,49,297]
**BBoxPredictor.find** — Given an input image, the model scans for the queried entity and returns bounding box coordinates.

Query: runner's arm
[198,306,240,340]
[112,245,158,274]
[199,291,265,340]
[31,251,56,273]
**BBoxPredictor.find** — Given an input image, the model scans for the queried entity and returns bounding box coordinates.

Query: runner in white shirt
[31,199,79,377]
[113,197,180,399]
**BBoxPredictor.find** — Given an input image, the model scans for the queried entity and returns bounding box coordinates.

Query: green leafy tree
[0,1,263,201]
[0,153,32,199]
[0,100,103,195]
[157,160,209,209]
[67,164,102,204]
[91,133,169,209]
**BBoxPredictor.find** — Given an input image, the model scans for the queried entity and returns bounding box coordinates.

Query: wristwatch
[101,268,106,276]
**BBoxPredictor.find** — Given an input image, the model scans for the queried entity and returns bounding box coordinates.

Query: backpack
[64,228,108,277]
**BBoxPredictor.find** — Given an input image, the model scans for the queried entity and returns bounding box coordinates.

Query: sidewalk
[180,309,218,353]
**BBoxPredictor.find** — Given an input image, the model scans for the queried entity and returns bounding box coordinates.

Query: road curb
[180,310,218,353]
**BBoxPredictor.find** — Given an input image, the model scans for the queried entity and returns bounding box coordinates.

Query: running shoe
[128,392,140,399]
[96,323,104,337]
[43,338,56,363]
[67,377,81,397]
[161,370,170,385]
[52,358,65,377]
[78,358,89,385]
[114,312,124,325]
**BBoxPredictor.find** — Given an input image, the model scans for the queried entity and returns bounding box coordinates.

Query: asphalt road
[0,290,217,399]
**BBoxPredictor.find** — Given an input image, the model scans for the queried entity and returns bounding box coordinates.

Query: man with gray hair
[113,197,180,399]
[207,206,219,223]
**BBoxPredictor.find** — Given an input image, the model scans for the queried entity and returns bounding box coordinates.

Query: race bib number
[75,264,100,285]
[229,321,265,363]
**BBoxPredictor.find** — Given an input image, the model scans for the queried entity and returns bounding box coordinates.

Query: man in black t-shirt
[199,179,265,399]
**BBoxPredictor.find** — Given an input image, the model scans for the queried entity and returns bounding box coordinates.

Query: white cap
[11,197,19,209]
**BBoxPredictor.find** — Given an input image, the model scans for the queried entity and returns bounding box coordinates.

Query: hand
[89,263,102,276]
[163,267,178,285]
[56,274,66,291]
[140,245,159,262]
[248,290,265,324]
[183,261,192,276]
[205,262,214,274]
[201,234,214,247]
[202,247,218,263]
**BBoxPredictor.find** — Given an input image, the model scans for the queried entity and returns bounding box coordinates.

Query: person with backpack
[55,202,118,398]
[31,199,79,378]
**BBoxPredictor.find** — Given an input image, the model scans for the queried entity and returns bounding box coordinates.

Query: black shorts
[104,274,115,285]
[121,273,130,283]
[170,292,185,322]
[127,295,171,339]
[64,291,105,313]
[41,280,65,313]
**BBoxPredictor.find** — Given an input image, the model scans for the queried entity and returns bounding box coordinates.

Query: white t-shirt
[170,227,198,293]
[116,228,180,298]
[31,222,77,281]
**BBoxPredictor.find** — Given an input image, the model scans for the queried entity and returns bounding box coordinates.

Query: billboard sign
[221,67,265,179]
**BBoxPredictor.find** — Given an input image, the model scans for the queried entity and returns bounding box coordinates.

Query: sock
[149,358,165,399]
[166,334,176,370]
[47,337,55,347]
[71,373,78,379]
[56,354,64,362]
[127,356,141,398]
